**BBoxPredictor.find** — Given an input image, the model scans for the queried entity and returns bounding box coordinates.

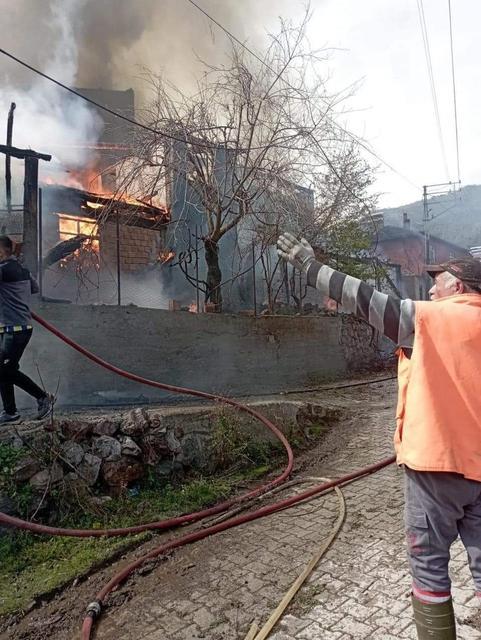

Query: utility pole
[0,145,51,277]
[23,155,39,276]
[422,185,429,266]
[422,181,461,264]
[421,181,461,298]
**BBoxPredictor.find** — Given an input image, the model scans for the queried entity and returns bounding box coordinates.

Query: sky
[0,0,478,209]
[303,0,478,208]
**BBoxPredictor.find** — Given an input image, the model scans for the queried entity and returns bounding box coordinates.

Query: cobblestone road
[92,381,481,640]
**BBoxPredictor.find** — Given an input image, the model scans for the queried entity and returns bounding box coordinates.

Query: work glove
[277,232,316,273]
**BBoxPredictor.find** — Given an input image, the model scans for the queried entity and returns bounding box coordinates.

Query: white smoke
[0,0,102,204]
[0,0,298,205]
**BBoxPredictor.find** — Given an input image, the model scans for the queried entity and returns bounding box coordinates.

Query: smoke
[73,0,294,94]
[0,0,104,204]
[0,0,296,101]
[0,0,296,201]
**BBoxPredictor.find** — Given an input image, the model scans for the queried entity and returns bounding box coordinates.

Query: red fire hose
[80,456,395,639]
[0,312,396,639]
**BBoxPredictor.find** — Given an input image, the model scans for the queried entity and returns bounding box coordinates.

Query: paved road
[3,380,479,640]
[91,380,481,640]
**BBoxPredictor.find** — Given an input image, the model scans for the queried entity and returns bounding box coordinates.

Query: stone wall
[15,303,389,409]
[1,401,343,509]
[339,315,385,373]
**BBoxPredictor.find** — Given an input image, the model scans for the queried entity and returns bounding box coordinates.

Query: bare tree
[116,11,376,311]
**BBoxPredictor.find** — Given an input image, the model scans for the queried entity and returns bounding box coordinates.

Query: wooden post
[38,187,43,297]
[5,102,16,215]
[284,262,290,305]
[116,209,121,305]
[23,156,39,276]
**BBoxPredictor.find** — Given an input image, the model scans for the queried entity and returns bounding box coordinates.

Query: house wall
[376,236,470,300]
[15,302,388,409]
[378,237,468,276]
[100,222,162,273]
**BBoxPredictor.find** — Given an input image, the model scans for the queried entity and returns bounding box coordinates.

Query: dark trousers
[0,330,45,414]
[405,466,481,598]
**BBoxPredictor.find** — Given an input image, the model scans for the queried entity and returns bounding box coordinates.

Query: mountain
[379,184,481,249]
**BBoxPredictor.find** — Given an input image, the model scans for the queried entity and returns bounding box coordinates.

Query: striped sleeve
[306,261,415,347]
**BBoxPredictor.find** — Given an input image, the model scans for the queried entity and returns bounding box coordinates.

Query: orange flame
[58,214,99,253]
[158,250,175,264]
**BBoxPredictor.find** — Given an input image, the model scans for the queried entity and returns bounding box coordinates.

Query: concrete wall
[16,303,385,409]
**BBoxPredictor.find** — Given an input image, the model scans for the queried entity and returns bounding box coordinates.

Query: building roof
[42,185,169,229]
[376,225,469,253]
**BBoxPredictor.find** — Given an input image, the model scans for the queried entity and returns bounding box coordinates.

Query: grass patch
[0,533,140,616]
[0,469,269,617]
[0,409,327,618]
[209,413,276,470]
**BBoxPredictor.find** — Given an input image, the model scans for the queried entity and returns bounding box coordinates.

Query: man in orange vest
[277,231,481,640]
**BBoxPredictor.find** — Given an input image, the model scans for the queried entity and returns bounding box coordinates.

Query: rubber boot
[412,595,457,639]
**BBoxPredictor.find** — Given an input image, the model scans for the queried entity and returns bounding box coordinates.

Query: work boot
[36,393,54,420]
[412,595,457,639]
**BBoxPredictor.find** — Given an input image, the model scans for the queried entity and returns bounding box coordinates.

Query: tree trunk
[204,238,222,311]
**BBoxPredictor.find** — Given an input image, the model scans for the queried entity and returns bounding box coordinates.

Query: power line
[184,0,412,249]
[0,44,379,237]
[447,0,461,183]
[0,48,236,152]
[416,0,450,181]
[1,17,419,193]
[185,0,419,190]
[0,43,413,183]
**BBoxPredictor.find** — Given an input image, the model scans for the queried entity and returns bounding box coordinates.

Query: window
[57,214,99,252]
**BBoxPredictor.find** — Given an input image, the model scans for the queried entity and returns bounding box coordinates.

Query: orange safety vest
[394,293,481,481]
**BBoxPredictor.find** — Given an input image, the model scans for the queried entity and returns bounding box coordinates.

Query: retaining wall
[16,303,387,408]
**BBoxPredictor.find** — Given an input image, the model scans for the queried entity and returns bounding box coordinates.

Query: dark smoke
[1,0,295,98]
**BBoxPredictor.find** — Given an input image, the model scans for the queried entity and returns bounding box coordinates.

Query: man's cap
[426,257,481,290]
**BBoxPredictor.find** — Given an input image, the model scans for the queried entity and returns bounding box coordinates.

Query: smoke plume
[0,0,294,201]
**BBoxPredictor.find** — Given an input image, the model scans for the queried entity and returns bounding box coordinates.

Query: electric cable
[0,48,211,148]
[447,0,461,183]
[0,48,252,153]
[416,0,450,181]
[185,0,419,190]
[1,27,418,190]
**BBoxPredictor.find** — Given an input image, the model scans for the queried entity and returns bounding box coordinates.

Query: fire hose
[0,311,397,639]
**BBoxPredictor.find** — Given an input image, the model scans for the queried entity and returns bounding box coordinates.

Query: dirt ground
[1,379,480,640]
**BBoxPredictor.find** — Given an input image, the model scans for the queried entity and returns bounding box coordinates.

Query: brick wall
[100,222,162,272]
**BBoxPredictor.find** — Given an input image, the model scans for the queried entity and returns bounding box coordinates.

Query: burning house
[40,184,170,305]
[0,88,173,307]
[1,83,314,312]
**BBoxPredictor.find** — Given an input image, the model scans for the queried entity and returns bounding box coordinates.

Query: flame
[58,214,99,253]
[43,160,170,229]
[85,201,103,210]
[43,162,165,210]
[158,250,175,264]
[44,167,106,193]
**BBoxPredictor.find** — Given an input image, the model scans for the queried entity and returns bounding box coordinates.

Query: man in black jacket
[0,236,53,423]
